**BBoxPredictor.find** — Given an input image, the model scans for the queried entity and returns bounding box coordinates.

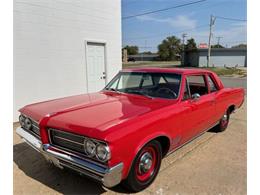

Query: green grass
[201,67,247,77]
[123,61,181,68]
[122,61,246,77]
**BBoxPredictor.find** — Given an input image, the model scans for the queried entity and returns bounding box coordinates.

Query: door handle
[100,76,106,79]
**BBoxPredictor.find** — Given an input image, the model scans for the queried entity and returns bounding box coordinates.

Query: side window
[187,75,208,96]
[207,75,218,92]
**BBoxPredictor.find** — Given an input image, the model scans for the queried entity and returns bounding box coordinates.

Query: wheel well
[154,136,170,158]
[228,105,236,114]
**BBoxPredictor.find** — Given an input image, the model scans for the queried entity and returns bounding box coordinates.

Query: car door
[180,74,216,143]
[206,73,222,123]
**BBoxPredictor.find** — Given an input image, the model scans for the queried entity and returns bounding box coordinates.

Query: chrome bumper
[16,127,123,187]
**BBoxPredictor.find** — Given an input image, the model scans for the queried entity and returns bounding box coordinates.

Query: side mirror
[191,93,200,101]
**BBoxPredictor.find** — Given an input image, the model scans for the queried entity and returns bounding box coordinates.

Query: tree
[232,44,247,48]
[123,45,139,55]
[140,51,153,54]
[185,38,197,50]
[158,36,181,61]
[211,44,225,48]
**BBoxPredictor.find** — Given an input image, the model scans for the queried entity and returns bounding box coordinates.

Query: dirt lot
[13,99,246,195]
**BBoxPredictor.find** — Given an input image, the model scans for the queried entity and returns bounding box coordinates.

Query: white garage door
[86,43,106,92]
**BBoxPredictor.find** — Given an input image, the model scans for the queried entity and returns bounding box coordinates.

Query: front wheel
[122,140,162,192]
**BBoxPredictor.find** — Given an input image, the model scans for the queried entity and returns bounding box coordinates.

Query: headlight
[96,144,111,161]
[19,115,26,127]
[85,139,96,157]
[24,117,32,130]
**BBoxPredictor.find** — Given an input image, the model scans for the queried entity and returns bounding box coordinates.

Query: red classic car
[16,68,244,192]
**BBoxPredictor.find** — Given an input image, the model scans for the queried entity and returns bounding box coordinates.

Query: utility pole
[207,15,216,67]
[141,40,147,62]
[216,36,223,47]
[182,33,187,66]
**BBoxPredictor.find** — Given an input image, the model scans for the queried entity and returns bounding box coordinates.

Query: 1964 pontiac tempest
[16,68,244,192]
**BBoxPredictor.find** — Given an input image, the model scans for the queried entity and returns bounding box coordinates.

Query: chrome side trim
[166,121,219,157]
[16,127,123,187]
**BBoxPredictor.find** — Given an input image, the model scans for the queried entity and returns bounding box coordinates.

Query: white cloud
[188,23,247,46]
[137,15,197,29]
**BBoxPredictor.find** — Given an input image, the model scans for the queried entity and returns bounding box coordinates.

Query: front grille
[49,129,86,154]
[31,120,40,136]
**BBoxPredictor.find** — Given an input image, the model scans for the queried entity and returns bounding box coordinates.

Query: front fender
[122,131,172,179]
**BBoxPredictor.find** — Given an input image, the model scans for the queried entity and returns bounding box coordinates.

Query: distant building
[128,54,159,61]
[184,48,247,67]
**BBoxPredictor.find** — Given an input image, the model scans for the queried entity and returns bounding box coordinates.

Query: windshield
[104,72,182,99]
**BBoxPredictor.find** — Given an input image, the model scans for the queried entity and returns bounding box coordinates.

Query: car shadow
[13,142,129,194]
[207,125,220,133]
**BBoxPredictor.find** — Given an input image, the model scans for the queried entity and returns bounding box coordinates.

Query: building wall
[199,56,246,67]
[185,49,247,67]
[14,0,122,121]
[198,49,247,67]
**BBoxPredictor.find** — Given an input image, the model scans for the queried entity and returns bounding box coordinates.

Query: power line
[122,0,207,20]
[215,16,247,22]
[216,36,223,45]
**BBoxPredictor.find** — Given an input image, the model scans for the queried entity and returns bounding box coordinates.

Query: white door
[86,43,106,92]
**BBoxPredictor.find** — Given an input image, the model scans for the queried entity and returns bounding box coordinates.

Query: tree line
[123,36,246,61]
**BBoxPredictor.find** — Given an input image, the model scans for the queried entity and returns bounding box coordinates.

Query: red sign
[199,43,208,48]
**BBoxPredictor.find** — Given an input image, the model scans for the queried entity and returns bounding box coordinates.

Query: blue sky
[122,0,247,52]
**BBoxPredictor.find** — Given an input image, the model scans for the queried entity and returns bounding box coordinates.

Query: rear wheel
[122,140,162,192]
[216,109,230,132]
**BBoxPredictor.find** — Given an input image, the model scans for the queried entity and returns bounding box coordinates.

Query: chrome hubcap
[222,114,228,121]
[139,152,153,173]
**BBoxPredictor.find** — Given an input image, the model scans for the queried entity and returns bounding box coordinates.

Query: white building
[14,0,122,121]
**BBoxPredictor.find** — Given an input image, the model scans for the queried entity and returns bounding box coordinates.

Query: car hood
[20,91,175,137]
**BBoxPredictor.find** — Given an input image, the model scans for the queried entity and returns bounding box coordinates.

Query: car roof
[121,67,213,75]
